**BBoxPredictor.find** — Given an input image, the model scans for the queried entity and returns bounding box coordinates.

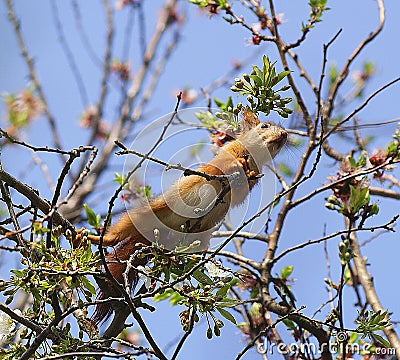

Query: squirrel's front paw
[72,228,102,248]
[237,157,248,170]
[72,228,87,248]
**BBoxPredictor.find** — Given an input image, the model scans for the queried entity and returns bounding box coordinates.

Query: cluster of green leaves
[344,331,390,357]
[325,155,379,221]
[214,97,243,130]
[195,96,243,132]
[195,96,241,134]
[304,0,330,30]
[194,56,293,143]
[195,109,224,131]
[0,224,100,357]
[113,172,152,203]
[3,227,99,308]
[386,123,400,159]
[356,310,391,348]
[3,84,43,130]
[189,0,229,11]
[231,55,292,117]
[325,182,379,220]
[145,251,239,338]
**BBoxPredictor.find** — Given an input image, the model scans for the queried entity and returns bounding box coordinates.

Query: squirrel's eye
[261,123,270,129]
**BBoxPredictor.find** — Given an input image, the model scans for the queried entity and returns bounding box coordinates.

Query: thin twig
[326,0,385,118]
[50,1,89,107]
[5,0,64,156]
[272,215,398,264]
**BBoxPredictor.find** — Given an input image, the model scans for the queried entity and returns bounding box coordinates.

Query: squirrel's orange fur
[75,110,287,322]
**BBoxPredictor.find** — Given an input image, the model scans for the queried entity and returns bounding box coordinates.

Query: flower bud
[214,324,221,336]
[324,203,336,210]
[338,242,347,253]
[327,195,340,205]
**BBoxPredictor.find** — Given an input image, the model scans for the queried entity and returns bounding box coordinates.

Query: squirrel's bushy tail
[93,234,149,324]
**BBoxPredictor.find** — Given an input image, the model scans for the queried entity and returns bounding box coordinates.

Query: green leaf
[280,265,293,279]
[371,333,390,348]
[113,172,126,185]
[252,65,263,81]
[357,153,367,167]
[282,318,297,331]
[153,289,174,302]
[226,96,233,110]
[274,71,291,85]
[169,291,184,305]
[250,75,262,86]
[348,332,359,344]
[81,277,96,296]
[216,284,230,298]
[348,156,357,170]
[250,287,259,299]
[277,163,294,177]
[189,0,209,6]
[11,270,26,278]
[370,203,379,215]
[84,204,98,228]
[349,185,370,213]
[385,140,398,156]
[193,269,214,286]
[216,297,240,307]
[216,307,237,324]
[329,64,338,85]
[213,98,225,109]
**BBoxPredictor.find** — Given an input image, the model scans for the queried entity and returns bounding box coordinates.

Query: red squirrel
[75,109,287,322]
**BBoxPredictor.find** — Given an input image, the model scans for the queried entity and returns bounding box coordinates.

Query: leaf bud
[370,203,379,215]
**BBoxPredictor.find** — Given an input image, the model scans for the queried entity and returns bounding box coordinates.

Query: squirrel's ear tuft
[241,109,260,132]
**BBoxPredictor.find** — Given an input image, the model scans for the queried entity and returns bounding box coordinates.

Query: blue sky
[1,1,400,359]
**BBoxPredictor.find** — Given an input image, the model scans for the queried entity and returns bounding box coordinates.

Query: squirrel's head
[239,109,287,160]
